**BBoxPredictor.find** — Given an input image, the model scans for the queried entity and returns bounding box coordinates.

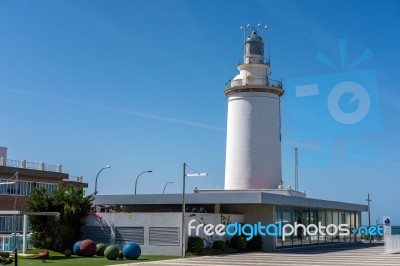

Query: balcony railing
[0,233,33,251]
[237,57,270,65]
[0,157,62,173]
[0,216,30,234]
[69,175,84,182]
[225,78,283,90]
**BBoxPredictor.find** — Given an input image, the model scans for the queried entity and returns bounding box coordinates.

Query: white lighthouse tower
[224,24,284,190]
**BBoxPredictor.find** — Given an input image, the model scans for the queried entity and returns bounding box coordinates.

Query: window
[0,179,58,196]
[318,209,326,244]
[275,206,283,248]
[282,208,293,247]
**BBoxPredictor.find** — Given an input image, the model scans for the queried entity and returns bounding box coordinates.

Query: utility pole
[294,147,298,191]
[366,193,372,243]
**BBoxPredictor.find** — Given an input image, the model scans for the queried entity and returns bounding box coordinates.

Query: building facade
[92,191,366,255]
[0,146,87,233]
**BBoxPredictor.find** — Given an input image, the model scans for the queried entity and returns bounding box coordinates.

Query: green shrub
[187,236,204,255]
[212,240,226,251]
[247,234,262,251]
[230,235,247,252]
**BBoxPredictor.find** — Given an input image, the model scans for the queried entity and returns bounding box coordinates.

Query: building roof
[0,165,88,187]
[94,191,368,212]
[0,165,68,179]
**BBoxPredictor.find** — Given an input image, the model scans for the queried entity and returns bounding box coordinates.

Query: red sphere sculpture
[79,239,97,257]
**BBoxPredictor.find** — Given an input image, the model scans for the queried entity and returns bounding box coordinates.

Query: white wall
[85,212,243,256]
[225,91,282,190]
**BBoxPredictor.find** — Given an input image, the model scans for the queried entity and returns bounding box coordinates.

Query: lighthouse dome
[245,30,264,57]
[246,30,263,42]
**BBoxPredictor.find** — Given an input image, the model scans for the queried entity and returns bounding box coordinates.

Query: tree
[26,184,93,252]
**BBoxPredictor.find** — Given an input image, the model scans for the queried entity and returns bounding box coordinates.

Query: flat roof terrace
[94,191,367,212]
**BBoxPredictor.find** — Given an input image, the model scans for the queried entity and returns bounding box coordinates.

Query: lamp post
[94,165,111,195]
[134,170,153,195]
[181,162,207,258]
[163,181,174,194]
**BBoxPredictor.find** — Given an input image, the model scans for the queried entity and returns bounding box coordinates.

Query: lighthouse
[224,25,284,190]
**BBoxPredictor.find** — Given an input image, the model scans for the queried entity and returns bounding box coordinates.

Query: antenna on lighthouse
[257,22,268,42]
[295,147,299,191]
[240,23,268,46]
[240,24,250,59]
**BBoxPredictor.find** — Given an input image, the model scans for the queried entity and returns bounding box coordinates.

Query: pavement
[123,242,400,266]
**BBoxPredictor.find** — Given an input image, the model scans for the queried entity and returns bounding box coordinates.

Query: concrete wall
[86,213,181,256]
[86,212,243,256]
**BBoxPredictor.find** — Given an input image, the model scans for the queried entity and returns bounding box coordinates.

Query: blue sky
[0,0,399,224]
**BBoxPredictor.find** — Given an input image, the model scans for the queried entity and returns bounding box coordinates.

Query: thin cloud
[0,87,225,132]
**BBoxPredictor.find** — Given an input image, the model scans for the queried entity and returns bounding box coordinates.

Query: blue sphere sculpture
[73,241,82,256]
[123,242,141,260]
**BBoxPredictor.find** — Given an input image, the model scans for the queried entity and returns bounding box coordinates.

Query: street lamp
[163,181,174,194]
[134,170,153,195]
[181,162,207,258]
[94,165,111,195]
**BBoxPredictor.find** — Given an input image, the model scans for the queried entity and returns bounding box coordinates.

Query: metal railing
[3,159,20,168]
[0,233,32,251]
[237,57,270,65]
[385,235,400,254]
[0,158,62,173]
[69,175,84,182]
[226,78,283,90]
[0,216,29,233]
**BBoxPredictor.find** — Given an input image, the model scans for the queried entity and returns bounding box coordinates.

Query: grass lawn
[13,250,179,266]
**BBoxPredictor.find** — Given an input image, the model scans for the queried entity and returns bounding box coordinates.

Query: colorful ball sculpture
[79,239,97,257]
[73,241,82,256]
[96,243,107,256]
[38,251,49,260]
[64,249,72,257]
[122,242,141,260]
[104,245,119,260]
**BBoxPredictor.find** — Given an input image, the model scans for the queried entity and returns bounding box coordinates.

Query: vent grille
[149,227,180,246]
[115,227,144,245]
